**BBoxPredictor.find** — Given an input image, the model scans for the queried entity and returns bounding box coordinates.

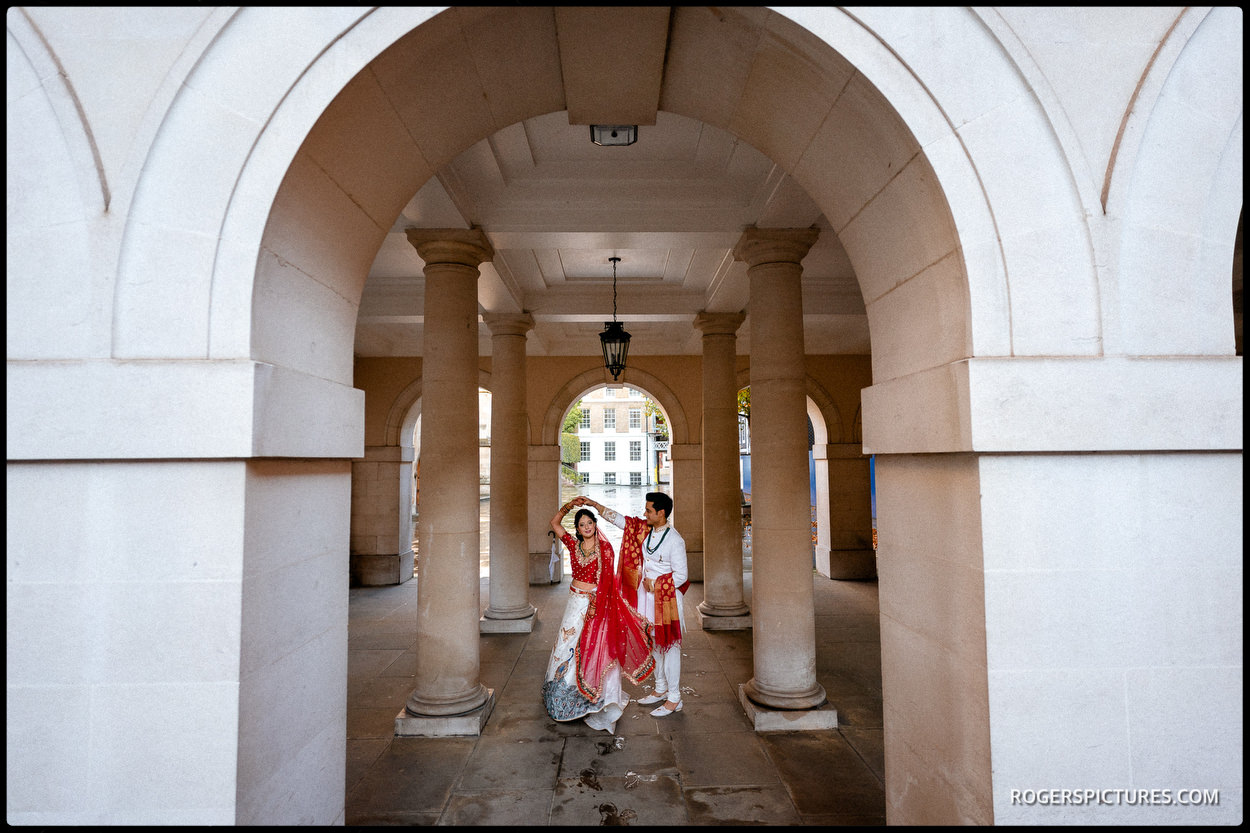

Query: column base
[815,547,877,580]
[396,689,495,737]
[350,552,413,586]
[529,550,563,585]
[696,607,752,631]
[480,609,536,633]
[737,684,837,732]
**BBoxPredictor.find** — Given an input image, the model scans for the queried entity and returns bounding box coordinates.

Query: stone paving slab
[684,784,802,825]
[457,733,564,791]
[345,736,476,817]
[441,788,554,825]
[559,732,679,779]
[670,730,781,788]
[758,730,885,818]
[550,774,686,826]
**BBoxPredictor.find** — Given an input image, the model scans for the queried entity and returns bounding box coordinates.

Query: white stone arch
[116,6,1096,413]
[106,7,1112,827]
[1107,6,1243,356]
[7,9,108,360]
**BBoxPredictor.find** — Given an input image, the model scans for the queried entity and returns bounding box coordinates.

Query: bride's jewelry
[575,537,598,568]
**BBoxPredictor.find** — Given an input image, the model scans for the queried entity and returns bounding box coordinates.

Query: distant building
[573,386,667,486]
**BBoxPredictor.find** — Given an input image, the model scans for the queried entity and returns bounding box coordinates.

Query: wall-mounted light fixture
[599,257,631,380]
[590,125,638,146]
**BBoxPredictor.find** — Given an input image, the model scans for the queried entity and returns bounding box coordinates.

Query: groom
[576,492,688,716]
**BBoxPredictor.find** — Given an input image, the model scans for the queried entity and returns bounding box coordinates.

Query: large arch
[119,8,1021,826]
[65,6,1224,827]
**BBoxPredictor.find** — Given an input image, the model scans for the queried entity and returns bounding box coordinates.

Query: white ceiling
[354,109,870,358]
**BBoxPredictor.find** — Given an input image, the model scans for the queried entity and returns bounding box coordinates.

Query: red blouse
[562,532,605,584]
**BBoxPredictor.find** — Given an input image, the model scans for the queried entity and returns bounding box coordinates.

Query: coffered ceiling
[353,10,871,361]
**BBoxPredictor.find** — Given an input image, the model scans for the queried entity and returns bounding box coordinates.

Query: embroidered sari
[542,529,654,730]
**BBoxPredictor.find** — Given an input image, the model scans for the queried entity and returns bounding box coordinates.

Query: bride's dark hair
[573,508,597,540]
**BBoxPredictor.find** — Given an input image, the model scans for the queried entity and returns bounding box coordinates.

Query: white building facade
[572,386,671,486]
[6,6,1242,826]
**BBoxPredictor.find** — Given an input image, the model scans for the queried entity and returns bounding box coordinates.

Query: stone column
[694,311,751,629]
[734,228,832,725]
[399,228,494,735]
[481,313,537,632]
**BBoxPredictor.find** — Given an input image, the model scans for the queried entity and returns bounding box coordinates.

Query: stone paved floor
[346,556,885,825]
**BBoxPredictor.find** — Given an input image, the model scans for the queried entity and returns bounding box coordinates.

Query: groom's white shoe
[649,700,682,717]
[637,692,667,706]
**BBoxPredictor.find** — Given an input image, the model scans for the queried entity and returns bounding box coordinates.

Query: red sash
[652,573,682,651]
[619,517,647,610]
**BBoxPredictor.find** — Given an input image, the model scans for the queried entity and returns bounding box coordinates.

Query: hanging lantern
[600,256,631,380]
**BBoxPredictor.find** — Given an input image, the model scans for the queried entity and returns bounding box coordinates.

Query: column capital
[405,227,495,268]
[693,311,745,336]
[733,227,820,267]
[482,312,535,338]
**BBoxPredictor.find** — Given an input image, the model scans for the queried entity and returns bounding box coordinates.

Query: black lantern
[599,256,631,380]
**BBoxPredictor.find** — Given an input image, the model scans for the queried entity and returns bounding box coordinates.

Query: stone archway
[110,7,1082,825]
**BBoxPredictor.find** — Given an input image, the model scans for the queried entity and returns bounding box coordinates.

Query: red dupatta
[618,516,647,610]
[575,530,655,699]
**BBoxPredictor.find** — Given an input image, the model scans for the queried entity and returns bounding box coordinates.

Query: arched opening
[280,7,969,822]
[6,5,1241,828]
[554,382,674,562]
[118,5,1024,825]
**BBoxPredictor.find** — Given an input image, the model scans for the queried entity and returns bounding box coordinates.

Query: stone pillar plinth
[401,228,493,732]
[350,445,414,585]
[694,311,751,630]
[813,443,876,580]
[481,313,537,633]
[735,227,828,713]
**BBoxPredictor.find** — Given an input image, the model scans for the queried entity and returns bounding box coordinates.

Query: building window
[630,471,642,486]
[604,472,616,484]
[604,408,616,429]
[629,440,641,461]
[604,387,616,397]
[580,409,591,429]
[580,472,590,484]
[579,442,591,461]
[629,408,642,429]
[604,441,616,461]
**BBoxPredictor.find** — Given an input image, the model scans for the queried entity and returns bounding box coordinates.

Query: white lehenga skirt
[542,589,628,733]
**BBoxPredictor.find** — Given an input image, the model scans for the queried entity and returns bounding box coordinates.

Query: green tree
[737,386,750,422]
[560,401,583,468]
[643,397,667,438]
[562,402,582,434]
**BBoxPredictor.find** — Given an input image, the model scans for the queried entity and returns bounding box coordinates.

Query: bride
[542,501,654,732]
